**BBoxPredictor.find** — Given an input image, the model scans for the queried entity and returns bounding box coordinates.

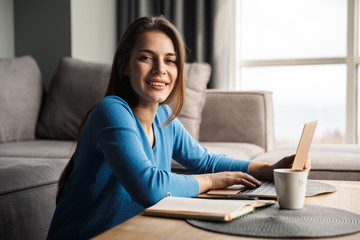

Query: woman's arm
[171,117,251,174]
[192,155,311,194]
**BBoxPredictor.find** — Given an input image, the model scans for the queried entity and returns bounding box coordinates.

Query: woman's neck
[132,104,158,147]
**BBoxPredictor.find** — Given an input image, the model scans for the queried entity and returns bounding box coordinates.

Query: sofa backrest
[36,57,211,141]
[0,56,43,143]
[199,90,275,152]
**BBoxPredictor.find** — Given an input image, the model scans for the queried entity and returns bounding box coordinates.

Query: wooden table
[93,180,360,240]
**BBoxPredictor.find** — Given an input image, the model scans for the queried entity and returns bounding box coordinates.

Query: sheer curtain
[117,0,236,89]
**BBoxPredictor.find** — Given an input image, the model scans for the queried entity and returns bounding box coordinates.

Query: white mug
[273,169,307,209]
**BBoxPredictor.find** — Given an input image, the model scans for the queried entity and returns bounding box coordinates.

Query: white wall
[71,0,117,63]
[0,0,14,58]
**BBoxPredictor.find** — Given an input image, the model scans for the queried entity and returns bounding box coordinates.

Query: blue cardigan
[47,96,251,239]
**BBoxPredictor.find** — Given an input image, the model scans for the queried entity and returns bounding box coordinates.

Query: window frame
[235,0,359,144]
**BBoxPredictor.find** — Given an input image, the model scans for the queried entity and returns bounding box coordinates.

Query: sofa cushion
[37,57,211,141]
[0,56,42,143]
[252,144,360,180]
[0,157,68,195]
[0,140,74,159]
[36,57,111,140]
[176,63,211,140]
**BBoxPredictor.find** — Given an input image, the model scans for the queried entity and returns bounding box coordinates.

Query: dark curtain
[117,0,236,89]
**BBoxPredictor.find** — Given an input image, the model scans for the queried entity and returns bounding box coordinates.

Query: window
[236,0,358,146]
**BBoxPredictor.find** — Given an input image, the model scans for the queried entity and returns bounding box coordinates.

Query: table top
[93,180,360,240]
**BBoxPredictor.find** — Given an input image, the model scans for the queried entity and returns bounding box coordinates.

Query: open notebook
[144,196,275,221]
[206,120,318,199]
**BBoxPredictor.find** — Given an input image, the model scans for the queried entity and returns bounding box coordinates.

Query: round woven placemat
[187,204,360,238]
[306,180,337,197]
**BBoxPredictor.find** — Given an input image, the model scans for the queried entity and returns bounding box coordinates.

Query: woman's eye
[139,56,152,61]
[166,59,177,64]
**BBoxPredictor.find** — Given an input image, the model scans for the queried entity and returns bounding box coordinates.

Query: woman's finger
[304,157,311,170]
[232,172,262,188]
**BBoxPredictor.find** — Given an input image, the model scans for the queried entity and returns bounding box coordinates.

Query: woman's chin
[139,96,169,106]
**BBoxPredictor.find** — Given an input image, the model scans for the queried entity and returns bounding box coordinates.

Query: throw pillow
[36,58,111,140]
[0,56,43,143]
[176,63,211,140]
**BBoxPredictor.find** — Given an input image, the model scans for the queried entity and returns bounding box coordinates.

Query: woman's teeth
[148,82,166,86]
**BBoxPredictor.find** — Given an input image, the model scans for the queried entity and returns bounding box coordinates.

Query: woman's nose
[152,60,166,75]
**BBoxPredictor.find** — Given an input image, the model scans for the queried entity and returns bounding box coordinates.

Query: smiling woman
[46,16,307,240]
[125,30,178,108]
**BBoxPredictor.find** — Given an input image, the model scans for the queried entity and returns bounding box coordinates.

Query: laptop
[206,120,318,199]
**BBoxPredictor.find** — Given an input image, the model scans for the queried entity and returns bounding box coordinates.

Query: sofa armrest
[199,90,275,152]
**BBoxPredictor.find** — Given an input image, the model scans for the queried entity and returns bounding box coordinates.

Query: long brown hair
[56,16,187,204]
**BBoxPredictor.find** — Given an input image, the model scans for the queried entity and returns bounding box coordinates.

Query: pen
[192,195,258,200]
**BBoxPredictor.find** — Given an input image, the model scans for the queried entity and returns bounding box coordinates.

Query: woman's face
[124,30,178,107]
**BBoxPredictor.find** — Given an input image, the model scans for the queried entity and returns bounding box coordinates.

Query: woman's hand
[193,172,262,194]
[271,154,295,170]
[249,155,312,181]
[272,154,311,172]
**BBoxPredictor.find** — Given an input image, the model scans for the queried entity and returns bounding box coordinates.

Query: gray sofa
[1,56,359,240]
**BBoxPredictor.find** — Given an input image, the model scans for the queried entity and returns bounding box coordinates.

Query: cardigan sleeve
[171,117,251,174]
[91,97,199,207]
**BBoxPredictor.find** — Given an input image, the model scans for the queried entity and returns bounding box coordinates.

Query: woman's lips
[146,79,169,89]
[147,82,167,86]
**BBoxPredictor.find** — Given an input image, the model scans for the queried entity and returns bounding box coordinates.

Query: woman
[47,16,310,239]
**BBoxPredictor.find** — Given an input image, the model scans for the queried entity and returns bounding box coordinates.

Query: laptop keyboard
[237,181,276,196]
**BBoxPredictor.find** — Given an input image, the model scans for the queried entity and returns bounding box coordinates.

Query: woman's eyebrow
[138,49,176,56]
